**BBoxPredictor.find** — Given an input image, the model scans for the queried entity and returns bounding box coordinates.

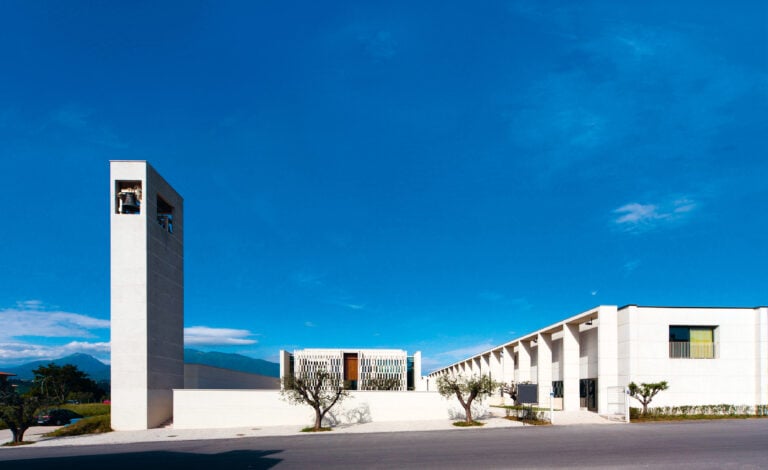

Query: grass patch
[61,403,110,417]
[505,416,550,425]
[44,414,112,437]
[452,421,484,427]
[2,441,35,447]
[300,427,332,432]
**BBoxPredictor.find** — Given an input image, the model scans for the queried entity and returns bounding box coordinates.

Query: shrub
[453,421,484,427]
[499,405,549,424]
[632,404,767,421]
[44,414,112,437]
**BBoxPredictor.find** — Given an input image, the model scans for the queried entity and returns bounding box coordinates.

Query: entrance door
[580,378,598,411]
[343,353,358,390]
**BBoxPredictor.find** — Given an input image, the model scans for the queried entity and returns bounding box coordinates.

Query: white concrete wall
[173,390,455,429]
[111,161,149,431]
[551,338,562,381]
[597,305,619,414]
[579,327,598,378]
[626,306,766,408]
[184,364,280,390]
[145,164,184,428]
[758,307,768,405]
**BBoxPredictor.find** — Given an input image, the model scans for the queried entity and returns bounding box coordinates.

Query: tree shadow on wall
[0,449,284,470]
[323,403,372,427]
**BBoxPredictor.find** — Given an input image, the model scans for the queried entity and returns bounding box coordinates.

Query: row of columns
[432,306,619,413]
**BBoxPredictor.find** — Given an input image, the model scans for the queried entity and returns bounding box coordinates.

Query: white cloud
[292,270,325,287]
[614,203,660,224]
[613,197,698,232]
[184,326,258,346]
[0,302,109,340]
[623,260,641,277]
[304,321,317,328]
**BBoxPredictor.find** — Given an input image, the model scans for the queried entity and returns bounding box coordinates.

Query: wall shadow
[1,449,283,470]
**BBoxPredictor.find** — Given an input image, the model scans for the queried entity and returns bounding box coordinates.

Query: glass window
[669,326,716,359]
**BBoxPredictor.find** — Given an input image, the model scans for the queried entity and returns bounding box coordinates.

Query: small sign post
[550,390,554,424]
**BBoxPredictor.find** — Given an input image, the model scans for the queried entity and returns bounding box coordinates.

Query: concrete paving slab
[1,410,620,448]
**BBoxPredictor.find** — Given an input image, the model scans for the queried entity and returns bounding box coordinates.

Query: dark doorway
[580,378,597,411]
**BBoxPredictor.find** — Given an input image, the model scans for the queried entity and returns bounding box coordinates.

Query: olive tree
[281,370,348,431]
[436,374,499,424]
[628,381,669,415]
[0,382,43,444]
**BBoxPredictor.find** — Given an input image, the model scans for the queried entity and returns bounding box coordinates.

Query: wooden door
[344,353,358,381]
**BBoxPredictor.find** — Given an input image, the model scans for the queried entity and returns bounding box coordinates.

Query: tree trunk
[314,407,323,431]
[464,403,473,424]
[11,428,24,444]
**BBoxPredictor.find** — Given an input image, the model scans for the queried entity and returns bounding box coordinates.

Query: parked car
[36,409,83,426]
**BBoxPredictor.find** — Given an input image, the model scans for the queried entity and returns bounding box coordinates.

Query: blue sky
[1,1,766,372]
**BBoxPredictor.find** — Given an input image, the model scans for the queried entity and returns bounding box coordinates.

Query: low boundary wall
[173,390,458,429]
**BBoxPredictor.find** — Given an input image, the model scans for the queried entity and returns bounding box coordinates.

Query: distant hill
[0,350,280,381]
[184,349,280,377]
[0,353,111,381]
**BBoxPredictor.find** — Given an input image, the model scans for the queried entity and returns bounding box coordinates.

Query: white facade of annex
[281,348,425,391]
[428,305,768,414]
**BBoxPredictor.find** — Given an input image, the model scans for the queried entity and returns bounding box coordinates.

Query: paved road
[2,419,767,469]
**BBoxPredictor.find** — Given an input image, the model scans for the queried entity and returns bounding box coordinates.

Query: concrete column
[518,341,532,383]
[413,351,423,391]
[562,323,581,411]
[501,345,515,384]
[537,333,553,406]
[489,350,502,381]
[597,305,619,414]
[279,350,292,388]
[757,307,768,406]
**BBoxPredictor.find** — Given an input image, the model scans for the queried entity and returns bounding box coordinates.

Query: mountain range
[0,349,279,381]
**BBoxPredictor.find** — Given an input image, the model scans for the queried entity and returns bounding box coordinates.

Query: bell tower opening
[115,180,142,214]
[157,194,174,233]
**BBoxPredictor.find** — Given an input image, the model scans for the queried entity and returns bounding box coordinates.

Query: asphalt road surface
[2,419,767,469]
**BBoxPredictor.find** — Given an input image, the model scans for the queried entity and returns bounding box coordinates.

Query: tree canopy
[281,370,348,431]
[0,380,43,444]
[628,381,669,415]
[436,374,499,424]
[30,363,104,404]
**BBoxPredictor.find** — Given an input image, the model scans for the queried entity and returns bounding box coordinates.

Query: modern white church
[110,161,766,430]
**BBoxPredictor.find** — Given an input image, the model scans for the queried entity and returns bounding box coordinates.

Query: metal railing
[669,341,716,359]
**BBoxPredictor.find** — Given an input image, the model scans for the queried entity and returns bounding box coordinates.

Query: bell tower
[110,161,184,430]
